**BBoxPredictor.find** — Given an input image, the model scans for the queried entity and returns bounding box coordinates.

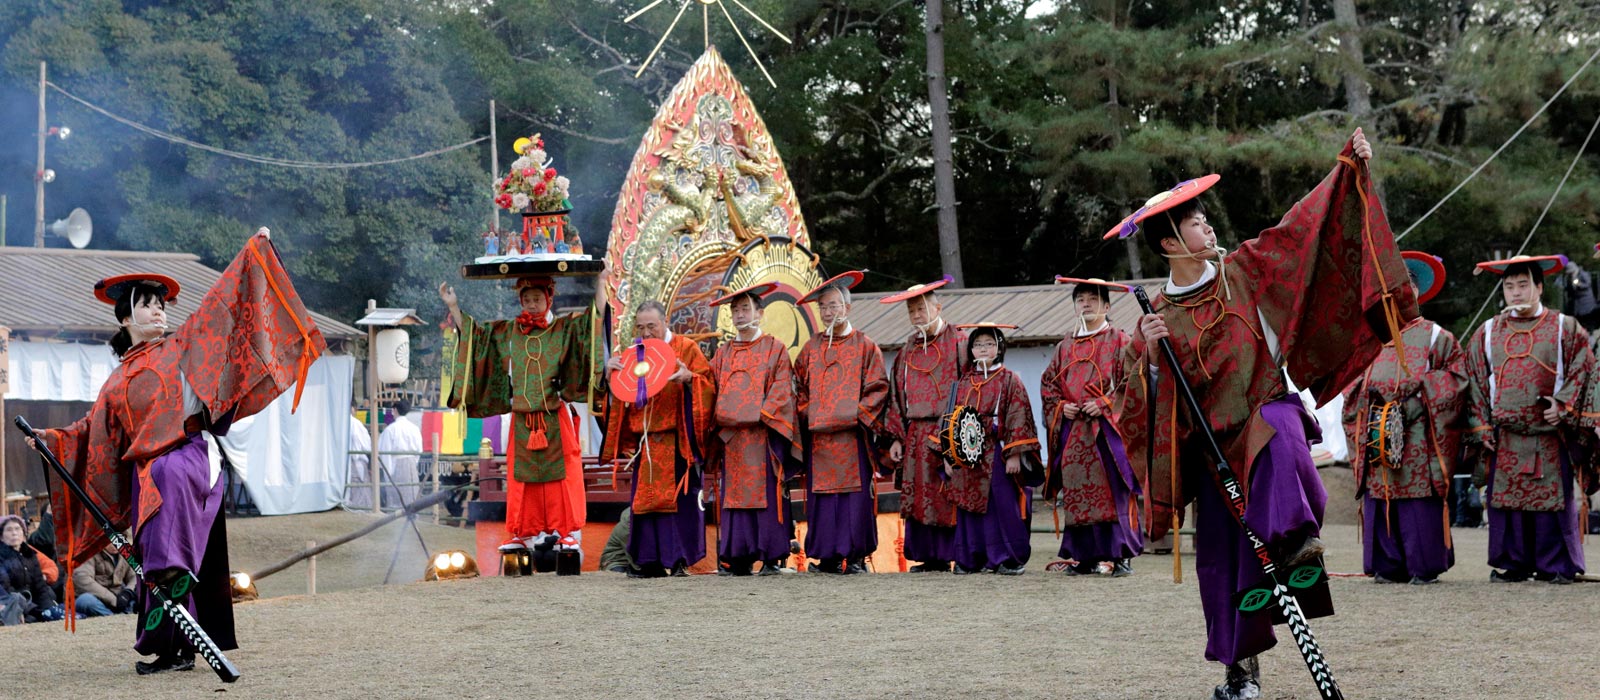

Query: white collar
[1508,302,1546,320]
[1075,320,1110,338]
[736,328,764,342]
[1165,261,1218,296]
[663,329,674,343]
[825,321,854,338]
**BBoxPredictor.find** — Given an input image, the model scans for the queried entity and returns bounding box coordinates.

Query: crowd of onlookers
[0,509,136,626]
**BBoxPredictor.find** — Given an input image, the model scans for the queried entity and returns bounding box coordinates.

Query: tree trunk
[1332,0,1371,119]
[924,0,965,287]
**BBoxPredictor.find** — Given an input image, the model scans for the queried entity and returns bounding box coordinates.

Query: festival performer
[1465,254,1592,584]
[1108,128,1415,699]
[29,229,325,674]
[706,283,797,576]
[1041,277,1141,577]
[881,278,965,572]
[440,270,607,555]
[599,301,715,578]
[794,272,891,574]
[1340,252,1465,585]
[944,323,1042,575]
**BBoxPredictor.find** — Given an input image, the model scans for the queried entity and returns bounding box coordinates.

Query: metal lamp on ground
[229,571,259,602]
[426,550,479,581]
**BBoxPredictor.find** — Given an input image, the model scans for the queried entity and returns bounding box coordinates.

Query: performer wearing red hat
[1041,277,1142,577]
[599,300,715,577]
[881,277,965,571]
[1109,128,1415,699]
[1340,252,1466,585]
[1465,254,1592,584]
[794,271,891,574]
[945,323,1042,575]
[32,229,325,674]
[705,283,797,576]
[440,271,608,555]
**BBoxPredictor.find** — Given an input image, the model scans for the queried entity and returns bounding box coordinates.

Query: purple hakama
[1362,495,1454,580]
[717,435,792,564]
[804,433,878,561]
[627,458,707,571]
[131,433,236,657]
[952,446,1033,571]
[1193,396,1327,666]
[1056,422,1144,563]
[1486,450,1586,578]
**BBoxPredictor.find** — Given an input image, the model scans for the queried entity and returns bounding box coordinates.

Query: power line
[1460,109,1600,332]
[1394,42,1600,243]
[47,82,487,169]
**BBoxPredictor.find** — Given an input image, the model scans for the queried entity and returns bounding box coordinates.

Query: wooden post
[306,540,317,595]
[367,301,381,514]
[431,435,442,526]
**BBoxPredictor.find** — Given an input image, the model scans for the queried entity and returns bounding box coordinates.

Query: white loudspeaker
[48,208,92,249]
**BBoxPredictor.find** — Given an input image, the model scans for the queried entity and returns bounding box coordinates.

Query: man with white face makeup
[1465,254,1592,585]
[794,272,891,574]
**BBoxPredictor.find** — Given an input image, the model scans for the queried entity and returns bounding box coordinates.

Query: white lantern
[375,328,410,384]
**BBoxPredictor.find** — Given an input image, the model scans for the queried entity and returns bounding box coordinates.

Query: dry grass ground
[6,497,1598,700]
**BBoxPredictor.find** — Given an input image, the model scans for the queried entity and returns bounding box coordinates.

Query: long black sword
[14,416,241,683]
[1131,287,1341,700]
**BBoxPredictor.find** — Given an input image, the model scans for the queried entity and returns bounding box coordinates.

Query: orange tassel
[524,413,549,451]
[63,491,76,633]
[896,520,908,572]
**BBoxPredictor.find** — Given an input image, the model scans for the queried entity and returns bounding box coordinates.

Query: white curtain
[215,355,355,515]
[4,340,116,401]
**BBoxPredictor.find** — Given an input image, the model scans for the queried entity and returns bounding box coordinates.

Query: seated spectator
[0,514,63,624]
[600,508,636,574]
[73,541,137,618]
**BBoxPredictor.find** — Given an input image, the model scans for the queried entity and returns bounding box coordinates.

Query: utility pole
[489,100,500,232]
[34,61,47,247]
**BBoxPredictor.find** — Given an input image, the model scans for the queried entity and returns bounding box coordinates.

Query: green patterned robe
[446,308,596,483]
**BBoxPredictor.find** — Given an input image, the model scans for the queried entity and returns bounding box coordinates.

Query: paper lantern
[375,328,410,384]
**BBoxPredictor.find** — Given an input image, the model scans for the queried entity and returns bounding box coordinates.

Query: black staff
[1131,288,1341,700]
[14,416,240,683]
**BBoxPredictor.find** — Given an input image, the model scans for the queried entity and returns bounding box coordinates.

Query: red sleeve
[177,232,328,420]
[1231,141,1418,405]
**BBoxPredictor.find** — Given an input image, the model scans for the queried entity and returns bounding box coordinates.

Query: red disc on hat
[1053,276,1132,293]
[709,281,780,307]
[1475,254,1567,277]
[1103,174,1221,240]
[609,338,676,405]
[94,273,181,305]
[798,270,865,304]
[879,275,953,305]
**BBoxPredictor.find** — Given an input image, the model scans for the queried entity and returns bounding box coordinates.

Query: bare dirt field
[6,497,1597,700]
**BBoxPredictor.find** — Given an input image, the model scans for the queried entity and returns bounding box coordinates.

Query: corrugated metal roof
[0,246,360,340]
[851,279,1166,350]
